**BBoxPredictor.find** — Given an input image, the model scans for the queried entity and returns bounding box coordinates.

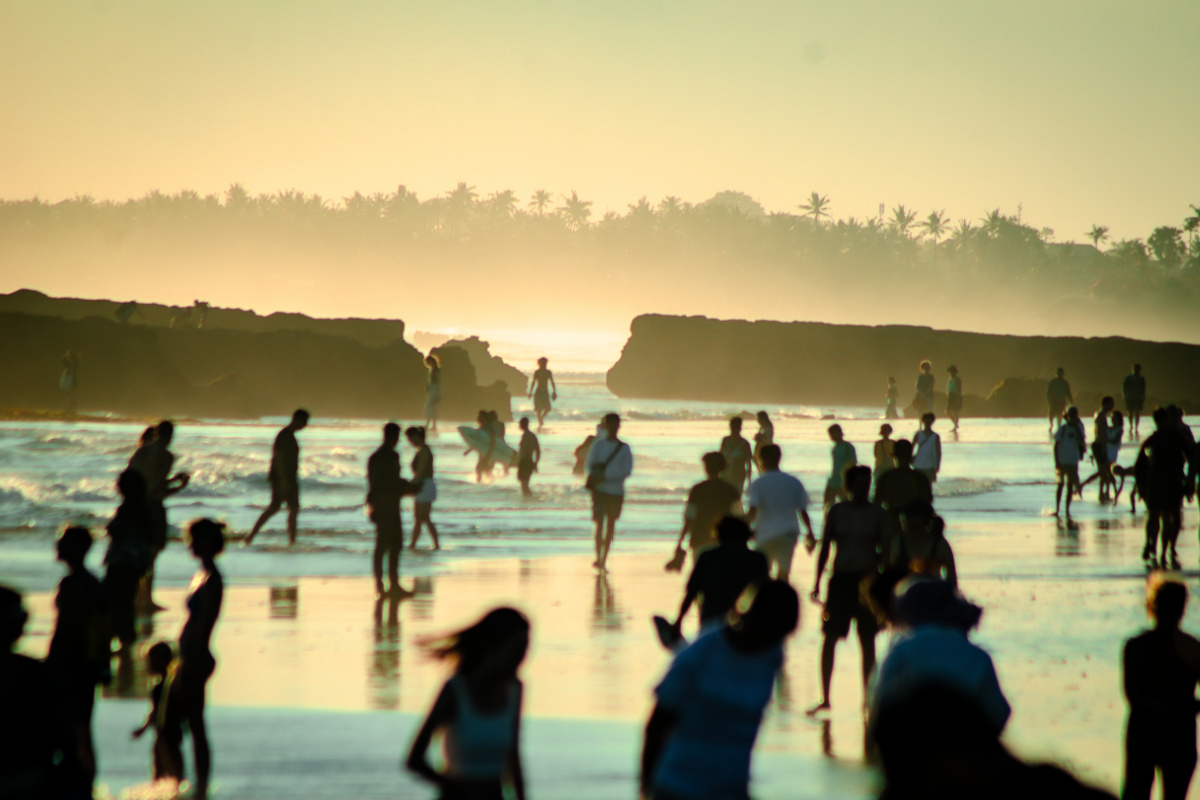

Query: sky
[2,1,1199,366]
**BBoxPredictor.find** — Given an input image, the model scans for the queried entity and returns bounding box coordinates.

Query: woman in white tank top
[407,607,529,800]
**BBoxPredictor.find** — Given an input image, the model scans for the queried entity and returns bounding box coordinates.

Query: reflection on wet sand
[591,572,622,634]
[269,582,299,619]
[369,594,402,710]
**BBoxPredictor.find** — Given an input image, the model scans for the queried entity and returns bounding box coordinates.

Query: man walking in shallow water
[246,409,309,546]
[585,413,633,572]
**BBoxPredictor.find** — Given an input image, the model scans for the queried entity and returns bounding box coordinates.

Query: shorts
[415,479,437,505]
[822,572,878,640]
[592,491,624,522]
[1126,399,1144,413]
[534,390,551,412]
[1091,442,1110,467]
[1048,402,1067,418]
[1147,485,1185,512]
[373,511,403,550]
[517,458,535,482]
[946,394,962,414]
[755,534,798,577]
[147,501,169,551]
[271,480,300,509]
[1056,464,1080,485]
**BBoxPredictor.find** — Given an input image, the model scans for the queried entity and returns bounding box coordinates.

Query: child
[407,608,529,800]
[516,418,540,498]
[132,641,184,786]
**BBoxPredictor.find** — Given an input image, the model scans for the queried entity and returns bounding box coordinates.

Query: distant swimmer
[424,354,441,432]
[516,417,540,498]
[529,357,557,429]
[1053,406,1086,518]
[1137,408,1192,569]
[366,423,411,598]
[60,350,80,416]
[753,411,774,471]
[747,444,816,583]
[672,452,740,564]
[406,426,440,551]
[719,416,753,496]
[946,365,963,432]
[808,466,888,717]
[824,424,858,508]
[912,413,942,486]
[874,424,896,494]
[1123,363,1147,439]
[885,376,900,420]
[1047,367,1074,433]
[913,360,935,417]
[585,413,633,572]
[245,409,309,546]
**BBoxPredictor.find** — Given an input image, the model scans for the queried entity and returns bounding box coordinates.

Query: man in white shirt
[746,444,816,583]
[585,413,634,571]
[1053,406,1087,518]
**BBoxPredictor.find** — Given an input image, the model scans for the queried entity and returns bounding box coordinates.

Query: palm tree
[889,204,917,237]
[528,189,553,217]
[486,190,518,219]
[658,196,685,216]
[557,191,592,231]
[950,219,975,250]
[798,192,830,224]
[981,209,1005,238]
[918,210,949,244]
[1087,224,1109,251]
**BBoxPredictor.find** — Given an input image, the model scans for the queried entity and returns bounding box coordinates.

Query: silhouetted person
[424,354,442,432]
[875,439,934,560]
[946,365,963,432]
[466,409,501,483]
[46,526,107,797]
[912,412,942,487]
[516,417,540,498]
[367,423,411,598]
[753,410,774,471]
[177,518,225,800]
[407,426,440,551]
[1081,397,1116,502]
[808,466,887,716]
[825,423,858,507]
[1137,408,1192,568]
[104,469,153,650]
[667,516,769,643]
[747,444,815,583]
[913,360,935,417]
[673,452,740,562]
[131,641,184,786]
[406,607,529,800]
[885,376,900,420]
[128,419,190,610]
[60,350,79,416]
[894,501,958,586]
[1123,576,1200,800]
[874,424,896,494]
[641,581,799,800]
[1054,406,1087,518]
[1,585,71,799]
[529,357,557,428]
[246,409,309,546]
[573,429,598,476]
[719,416,753,496]
[585,413,633,572]
[1124,363,1147,439]
[1047,367,1074,433]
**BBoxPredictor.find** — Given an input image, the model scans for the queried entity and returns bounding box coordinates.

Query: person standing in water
[407,426,440,551]
[808,466,888,717]
[1080,397,1116,503]
[367,423,412,598]
[128,420,190,610]
[406,607,529,800]
[946,365,963,433]
[747,444,816,583]
[60,350,80,416]
[753,411,774,472]
[913,361,935,418]
[719,417,754,497]
[1124,363,1147,439]
[585,413,633,572]
[885,376,900,420]
[1047,367,1074,433]
[1053,406,1087,518]
[1122,576,1200,800]
[516,417,540,498]
[874,424,896,496]
[529,358,557,429]
[246,409,309,546]
[912,413,942,487]
[824,424,858,508]
[424,354,441,432]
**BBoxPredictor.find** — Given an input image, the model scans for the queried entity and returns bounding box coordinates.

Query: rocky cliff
[606,315,1200,415]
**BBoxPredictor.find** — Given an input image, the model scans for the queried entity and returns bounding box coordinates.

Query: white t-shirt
[912,430,940,470]
[748,470,810,543]
[1054,421,1086,465]
[584,437,634,496]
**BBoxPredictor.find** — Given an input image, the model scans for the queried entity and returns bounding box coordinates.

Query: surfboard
[458,426,518,465]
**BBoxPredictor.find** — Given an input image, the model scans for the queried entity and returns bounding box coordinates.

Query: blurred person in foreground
[641,581,799,800]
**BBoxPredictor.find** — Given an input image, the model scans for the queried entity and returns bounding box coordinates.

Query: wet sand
[13,511,1200,799]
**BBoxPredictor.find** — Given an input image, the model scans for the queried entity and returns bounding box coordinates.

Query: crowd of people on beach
[4,356,1200,800]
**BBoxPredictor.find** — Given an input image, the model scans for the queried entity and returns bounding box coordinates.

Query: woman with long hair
[407,426,440,551]
[406,607,529,800]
